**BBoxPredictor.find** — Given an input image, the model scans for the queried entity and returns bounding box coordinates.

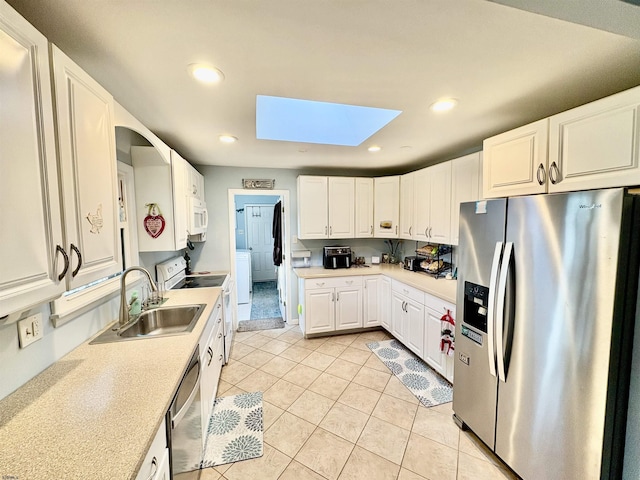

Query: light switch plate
[18,313,43,348]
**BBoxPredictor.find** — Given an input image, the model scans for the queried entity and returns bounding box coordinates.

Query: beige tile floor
[202,324,519,480]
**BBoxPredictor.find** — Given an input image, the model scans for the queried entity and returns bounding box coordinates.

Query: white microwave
[188,197,208,236]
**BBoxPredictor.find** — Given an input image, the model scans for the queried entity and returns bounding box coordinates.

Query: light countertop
[0,287,222,480]
[294,264,457,304]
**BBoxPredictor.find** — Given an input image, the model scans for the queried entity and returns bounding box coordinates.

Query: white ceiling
[7,0,640,173]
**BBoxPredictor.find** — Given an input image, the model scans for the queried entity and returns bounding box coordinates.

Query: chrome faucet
[119,266,158,327]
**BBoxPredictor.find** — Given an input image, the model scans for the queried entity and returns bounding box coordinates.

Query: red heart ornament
[144,214,165,238]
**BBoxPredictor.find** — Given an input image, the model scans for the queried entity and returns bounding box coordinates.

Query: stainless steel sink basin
[90,304,205,344]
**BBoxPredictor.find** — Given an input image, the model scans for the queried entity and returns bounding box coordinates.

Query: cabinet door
[391,292,406,342]
[374,176,400,238]
[399,172,414,239]
[305,288,335,333]
[424,306,446,376]
[483,119,549,199]
[549,86,640,193]
[298,176,328,239]
[170,151,188,249]
[335,286,363,330]
[328,177,355,239]
[187,164,204,199]
[363,276,381,327]
[406,300,425,358]
[413,167,430,242]
[380,276,392,331]
[450,153,481,245]
[428,162,452,244]
[355,177,374,238]
[0,4,66,316]
[52,45,120,289]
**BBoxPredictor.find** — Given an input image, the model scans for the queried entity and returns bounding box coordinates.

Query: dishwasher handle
[171,361,201,429]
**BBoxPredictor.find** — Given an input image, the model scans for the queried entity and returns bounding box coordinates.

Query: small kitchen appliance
[156,256,233,364]
[403,256,421,271]
[323,246,352,269]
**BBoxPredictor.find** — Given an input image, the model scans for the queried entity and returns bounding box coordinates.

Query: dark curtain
[272,200,282,266]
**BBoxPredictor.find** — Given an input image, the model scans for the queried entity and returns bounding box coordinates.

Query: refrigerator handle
[487,242,503,378]
[495,241,513,383]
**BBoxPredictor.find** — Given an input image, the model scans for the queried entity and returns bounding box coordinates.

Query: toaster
[404,256,421,271]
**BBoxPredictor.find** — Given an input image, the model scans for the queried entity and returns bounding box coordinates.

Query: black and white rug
[367,339,453,408]
[250,281,282,320]
[200,391,264,468]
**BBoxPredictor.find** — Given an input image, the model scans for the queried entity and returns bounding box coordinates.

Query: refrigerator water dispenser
[463,281,489,333]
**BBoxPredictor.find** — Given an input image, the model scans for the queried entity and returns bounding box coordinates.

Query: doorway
[228,190,291,332]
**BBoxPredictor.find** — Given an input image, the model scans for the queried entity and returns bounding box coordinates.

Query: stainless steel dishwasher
[167,347,203,479]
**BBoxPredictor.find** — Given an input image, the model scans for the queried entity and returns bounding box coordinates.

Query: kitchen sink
[90,304,205,344]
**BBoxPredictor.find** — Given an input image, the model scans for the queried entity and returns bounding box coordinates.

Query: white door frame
[228,189,294,325]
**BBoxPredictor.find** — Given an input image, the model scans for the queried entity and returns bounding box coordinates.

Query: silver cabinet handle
[549,162,560,184]
[370,225,373,234]
[217,316,222,323]
[536,163,546,185]
[219,354,224,362]
[424,228,428,238]
[56,245,69,281]
[330,226,332,236]
[409,226,412,236]
[316,281,325,287]
[395,225,398,234]
[218,332,223,339]
[70,243,82,277]
[145,456,158,480]
[336,292,340,301]
[207,346,213,366]
[429,227,433,238]
[325,226,328,235]
[346,280,353,285]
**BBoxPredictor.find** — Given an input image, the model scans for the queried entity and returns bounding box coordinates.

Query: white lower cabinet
[300,276,363,335]
[136,419,170,480]
[363,275,383,328]
[200,298,224,443]
[380,276,392,331]
[388,280,455,383]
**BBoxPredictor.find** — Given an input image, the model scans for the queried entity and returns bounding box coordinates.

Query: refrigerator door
[453,199,506,448]
[495,189,625,480]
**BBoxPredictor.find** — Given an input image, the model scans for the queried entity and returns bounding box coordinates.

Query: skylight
[256,95,401,147]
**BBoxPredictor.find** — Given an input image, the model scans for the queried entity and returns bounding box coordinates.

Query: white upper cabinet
[374,176,400,238]
[412,167,430,242]
[297,175,328,239]
[328,177,355,239]
[131,146,189,252]
[548,85,640,193]
[428,162,452,244]
[187,163,205,200]
[51,45,120,290]
[354,177,374,238]
[297,175,355,239]
[411,163,452,244]
[450,152,482,245]
[483,119,549,198]
[0,3,65,316]
[399,172,414,239]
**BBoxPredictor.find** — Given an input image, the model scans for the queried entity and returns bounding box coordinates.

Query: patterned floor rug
[237,317,285,332]
[250,281,282,320]
[200,391,264,468]
[367,339,453,408]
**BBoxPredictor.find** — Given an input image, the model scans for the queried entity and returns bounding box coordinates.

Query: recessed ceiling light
[430,98,458,112]
[368,145,382,152]
[219,135,237,143]
[189,63,225,84]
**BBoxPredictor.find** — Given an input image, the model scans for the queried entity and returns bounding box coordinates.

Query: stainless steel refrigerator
[453,188,640,480]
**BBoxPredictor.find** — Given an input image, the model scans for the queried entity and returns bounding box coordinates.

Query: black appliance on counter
[404,256,421,271]
[323,246,352,269]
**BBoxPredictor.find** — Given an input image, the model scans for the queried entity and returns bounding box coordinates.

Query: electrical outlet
[18,313,43,348]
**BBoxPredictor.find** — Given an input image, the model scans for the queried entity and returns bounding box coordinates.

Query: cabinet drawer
[391,280,424,305]
[305,276,362,290]
[424,292,455,318]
